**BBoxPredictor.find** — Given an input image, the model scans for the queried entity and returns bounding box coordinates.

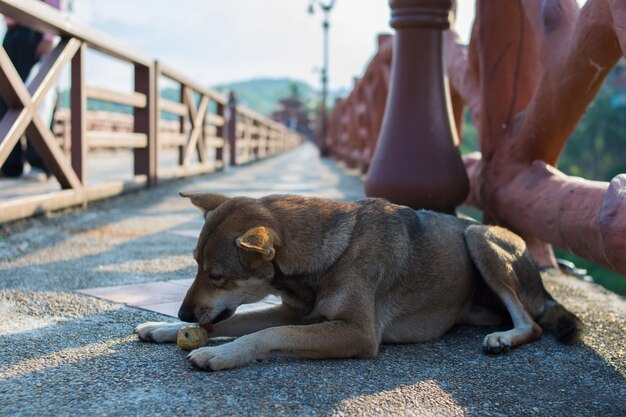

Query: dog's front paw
[186,342,252,371]
[134,321,185,343]
[483,332,512,354]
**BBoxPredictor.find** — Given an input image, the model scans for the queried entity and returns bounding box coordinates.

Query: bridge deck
[0,148,218,201]
[0,143,624,416]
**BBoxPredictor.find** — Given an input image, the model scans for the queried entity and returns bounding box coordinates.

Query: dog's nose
[177,306,196,322]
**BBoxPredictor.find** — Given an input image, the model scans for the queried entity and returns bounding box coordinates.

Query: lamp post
[308,0,336,157]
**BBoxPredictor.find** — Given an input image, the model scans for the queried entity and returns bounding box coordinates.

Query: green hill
[214,78,319,115]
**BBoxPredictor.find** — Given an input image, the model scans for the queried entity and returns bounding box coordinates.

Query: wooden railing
[327,0,626,278]
[0,0,301,223]
[230,103,300,166]
[327,34,391,172]
[155,63,228,179]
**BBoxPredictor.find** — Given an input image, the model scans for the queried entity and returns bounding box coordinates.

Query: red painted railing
[327,34,391,172]
[327,0,626,278]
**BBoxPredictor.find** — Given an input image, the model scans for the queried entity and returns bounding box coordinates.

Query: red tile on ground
[137,301,182,317]
[77,281,187,307]
[77,280,281,318]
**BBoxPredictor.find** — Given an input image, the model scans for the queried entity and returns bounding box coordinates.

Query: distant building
[272,84,312,137]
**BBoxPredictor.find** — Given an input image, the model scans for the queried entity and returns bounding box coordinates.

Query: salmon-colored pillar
[364,0,468,213]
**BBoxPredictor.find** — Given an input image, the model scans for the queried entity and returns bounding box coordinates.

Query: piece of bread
[177,325,208,351]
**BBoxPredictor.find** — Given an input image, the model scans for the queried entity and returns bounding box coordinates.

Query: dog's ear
[236,226,276,261]
[179,192,230,216]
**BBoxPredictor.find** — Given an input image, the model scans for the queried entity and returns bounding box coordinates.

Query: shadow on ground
[0,286,624,416]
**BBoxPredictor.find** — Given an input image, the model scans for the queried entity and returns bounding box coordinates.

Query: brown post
[177,84,185,166]
[364,0,468,213]
[215,100,225,168]
[154,61,161,179]
[253,119,260,160]
[70,42,86,186]
[227,91,238,166]
[133,63,156,186]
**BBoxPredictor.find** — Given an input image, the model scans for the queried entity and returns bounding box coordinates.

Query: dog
[135,192,580,371]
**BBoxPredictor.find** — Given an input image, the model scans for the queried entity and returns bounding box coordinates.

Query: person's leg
[7,27,42,79]
[1,29,26,177]
[22,29,49,175]
[27,61,55,176]
[26,138,49,175]
[0,95,24,177]
[1,27,44,177]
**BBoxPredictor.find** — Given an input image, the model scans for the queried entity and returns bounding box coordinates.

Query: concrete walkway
[0,143,624,416]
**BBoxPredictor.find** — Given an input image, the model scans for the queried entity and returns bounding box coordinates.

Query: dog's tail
[536,298,582,344]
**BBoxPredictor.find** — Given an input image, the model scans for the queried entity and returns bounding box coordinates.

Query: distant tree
[290,83,301,99]
[559,91,626,181]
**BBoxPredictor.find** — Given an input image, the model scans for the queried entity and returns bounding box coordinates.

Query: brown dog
[135,193,580,371]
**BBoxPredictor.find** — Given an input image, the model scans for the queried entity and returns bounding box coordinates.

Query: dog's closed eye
[208,273,226,284]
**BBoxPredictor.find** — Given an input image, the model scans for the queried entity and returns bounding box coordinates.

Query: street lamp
[308,0,336,157]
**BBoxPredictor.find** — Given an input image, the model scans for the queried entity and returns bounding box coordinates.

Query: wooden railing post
[70,42,86,186]
[181,85,192,166]
[176,83,185,166]
[133,63,156,186]
[215,100,225,167]
[227,91,238,166]
[364,0,468,213]
[154,60,161,180]
[252,119,259,159]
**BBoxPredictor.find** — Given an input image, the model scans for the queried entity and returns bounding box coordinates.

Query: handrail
[0,0,302,223]
[0,0,152,66]
[229,97,301,166]
[237,105,283,129]
[158,62,227,105]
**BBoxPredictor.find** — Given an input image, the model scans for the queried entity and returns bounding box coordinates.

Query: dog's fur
[135,193,580,371]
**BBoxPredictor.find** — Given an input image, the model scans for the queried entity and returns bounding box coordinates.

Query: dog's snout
[178,306,196,322]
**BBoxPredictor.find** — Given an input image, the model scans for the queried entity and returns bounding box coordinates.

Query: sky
[62,0,478,92]
[5,0,587,93]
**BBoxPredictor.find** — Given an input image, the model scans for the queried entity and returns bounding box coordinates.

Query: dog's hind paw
[483,332,512,354]
[186,342,251,371]
[134,321,185,343]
